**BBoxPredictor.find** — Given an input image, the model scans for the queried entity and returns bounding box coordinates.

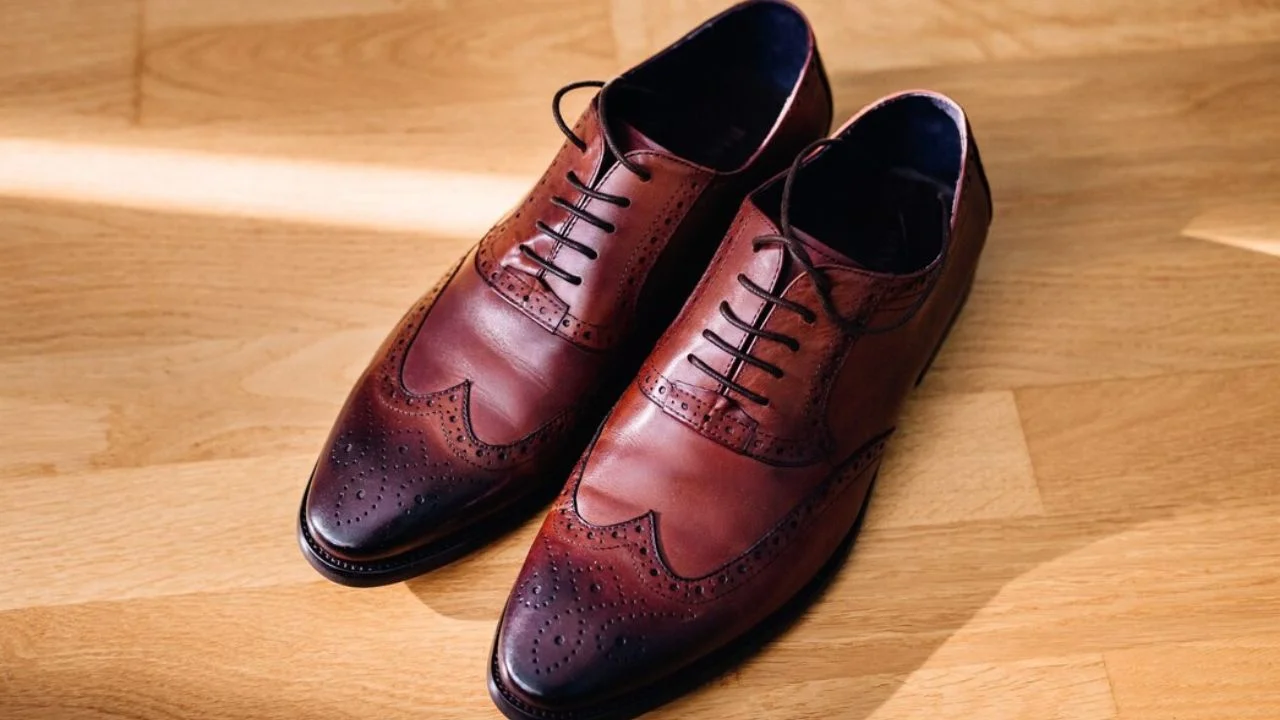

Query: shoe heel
[914,275,975,387]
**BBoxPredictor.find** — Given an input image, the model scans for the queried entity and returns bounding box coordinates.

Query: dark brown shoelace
[688,138,950,407]
[518,80,651,286]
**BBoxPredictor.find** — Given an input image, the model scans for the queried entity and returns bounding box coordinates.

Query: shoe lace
[518,80,652,286]
[687,138,947,407]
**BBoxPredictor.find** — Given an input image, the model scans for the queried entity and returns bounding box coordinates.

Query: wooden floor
[2,1,1279,718]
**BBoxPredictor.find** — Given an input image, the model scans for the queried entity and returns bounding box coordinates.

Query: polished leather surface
[492,91,993,714]
[300,0,832,573]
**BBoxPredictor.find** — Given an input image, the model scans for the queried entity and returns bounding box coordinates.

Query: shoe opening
[760,94,965,275]
[615,2,811,172]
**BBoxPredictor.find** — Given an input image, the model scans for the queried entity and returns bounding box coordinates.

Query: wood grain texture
[615,0,1280,71]
[140,0,617,173]
[1107,634,1280,720]
[868,391,1043,529]
[0,0,137,115]
[1017,366,1280,515]
[1,0,1279,718]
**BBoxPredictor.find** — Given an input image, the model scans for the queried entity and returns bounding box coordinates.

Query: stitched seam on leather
[867,183,975,319]
[376,373,575,470]
[810,290,884,452]
[386,250,468,398]
[547,135,613,268]
[551,431,890,609]
[673,431,888,585]
[636,366,755,449]
[550,164,703,350]
[480,242,620,352]
[732,283,887,464]
[609,172,705,311]
[680,452,883,604]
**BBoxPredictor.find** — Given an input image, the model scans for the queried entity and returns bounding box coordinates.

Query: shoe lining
[759,95,964,275]
[616,3,811,172]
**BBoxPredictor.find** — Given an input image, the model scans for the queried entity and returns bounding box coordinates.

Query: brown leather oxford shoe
[298,0,832,585]
[490,91,993,718]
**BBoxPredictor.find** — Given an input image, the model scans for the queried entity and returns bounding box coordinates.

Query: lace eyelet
[619,198,632,208]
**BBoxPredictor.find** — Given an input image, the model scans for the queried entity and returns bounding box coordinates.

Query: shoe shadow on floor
[404,512,544,622]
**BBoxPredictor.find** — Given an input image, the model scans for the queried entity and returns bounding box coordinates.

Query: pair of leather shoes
[297,1,992,717]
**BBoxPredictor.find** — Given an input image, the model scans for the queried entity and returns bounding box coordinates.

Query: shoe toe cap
[301,390,494,563]
[492,530,698,713]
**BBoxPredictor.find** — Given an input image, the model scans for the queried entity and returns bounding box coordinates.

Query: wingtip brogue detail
[492,430,892,716]
[300,0,834,585]
[495,89,991,716]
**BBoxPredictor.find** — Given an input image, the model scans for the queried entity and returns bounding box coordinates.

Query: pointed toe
[297,380,518,584]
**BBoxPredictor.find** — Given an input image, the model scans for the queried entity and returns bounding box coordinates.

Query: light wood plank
[0,332,369,470]
[0,399,109,478]
[765,494,1280,676]
[1016,366,1280,515]
[0,0,138,128]
[148,0,434,31]
[929,235,1280,393]
[0,583,499,720]
[0,200,468,356]
[139,0,617,175]
[1,2,1279,718]
[1106,634,1280,720]
[0,456,318,611]
[671,655,1117,720]
[614,0,1280,71]
[869,391,1043,530]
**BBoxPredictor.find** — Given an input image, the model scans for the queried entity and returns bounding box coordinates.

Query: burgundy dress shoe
[298,0,832,586]
[490,91,993,718]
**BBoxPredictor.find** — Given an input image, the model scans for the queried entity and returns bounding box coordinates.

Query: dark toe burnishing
[301,381,497,567]
[491,531,702,718]
[300,0,838,588]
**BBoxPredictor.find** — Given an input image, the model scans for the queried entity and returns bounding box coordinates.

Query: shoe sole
[487,275,974,718]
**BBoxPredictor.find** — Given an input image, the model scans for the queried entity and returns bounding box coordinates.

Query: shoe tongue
[615,119,671,156]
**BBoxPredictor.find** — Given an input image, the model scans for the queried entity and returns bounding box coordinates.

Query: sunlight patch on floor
[0,138,530,236]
